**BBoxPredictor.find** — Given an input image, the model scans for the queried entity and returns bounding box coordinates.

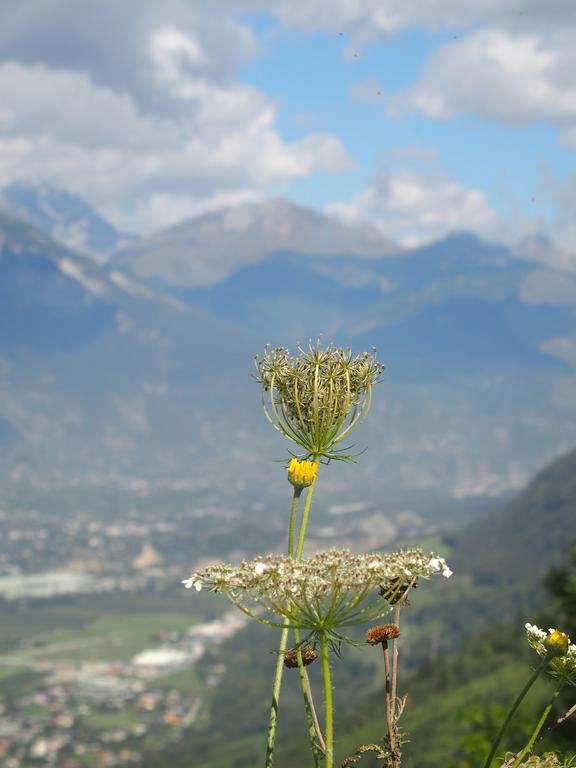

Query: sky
[1,0,576,258]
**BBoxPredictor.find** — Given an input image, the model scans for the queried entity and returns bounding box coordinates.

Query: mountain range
[1,183,575,536]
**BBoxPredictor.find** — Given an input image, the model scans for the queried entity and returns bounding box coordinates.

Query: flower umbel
[255,341,383,461]
[288,458,318,488]
[184,549,451,644]
[525,623,576,685]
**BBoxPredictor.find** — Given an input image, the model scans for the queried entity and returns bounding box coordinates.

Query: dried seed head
[255,341,383,461]
[283,646,317,668]
[366,624,400,646]
[379,576,416,604]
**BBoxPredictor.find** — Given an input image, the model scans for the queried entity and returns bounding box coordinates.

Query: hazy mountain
[0,209,265,500]
[2,200,576,528]
[0,182,130,257]
[114,197,401,288]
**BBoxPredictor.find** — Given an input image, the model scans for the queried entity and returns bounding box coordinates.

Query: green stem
[265,464,320,767]
[482,654,551,768]
[265,625,290,768]
[288,487,303,557]
[510,681,563,768]
[294,627,324,765]
[295,460,320,558]
[265,486,302,768]
[320,632,334,768]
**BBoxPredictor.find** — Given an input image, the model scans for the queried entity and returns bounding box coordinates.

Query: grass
[154,666,202,692]
[0,665,27,680]
[1,612,199,663]
[80,709,140,732]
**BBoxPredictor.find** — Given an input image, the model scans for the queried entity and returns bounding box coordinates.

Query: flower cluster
[255,341,383,460]
[515,754,576,768]
[184,549,451,641]
[525,623,576,685]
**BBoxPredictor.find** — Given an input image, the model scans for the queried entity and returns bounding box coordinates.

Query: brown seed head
[283,646,318,669]
[366,624,400,646]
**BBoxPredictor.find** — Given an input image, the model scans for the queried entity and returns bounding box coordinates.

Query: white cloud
[327,169,496,246]
[0,61,351,233]
[403,29,576,127]
[258,0,576,37]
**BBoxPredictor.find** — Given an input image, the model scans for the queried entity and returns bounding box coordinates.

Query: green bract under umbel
[255,342,383,461]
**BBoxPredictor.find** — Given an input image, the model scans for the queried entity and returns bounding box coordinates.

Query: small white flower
[442,566,453,578]
[255,562,267,575]
[428,557,441,571]
[194,580,203,592]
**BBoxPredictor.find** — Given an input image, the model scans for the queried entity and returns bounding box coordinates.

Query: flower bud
[545,629,570,657]
[288,458,318,488]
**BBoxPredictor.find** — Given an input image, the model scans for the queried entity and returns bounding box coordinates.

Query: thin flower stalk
[509,681,564,768]
[295,458,320,558]
[383,643,396,762]
[319,631,335,768]
[293,628,325,763]
[266,464,320,768]
[265,480,307,768]
[366,624,402,768]
[265,624,291,768]
[482,655,551,768]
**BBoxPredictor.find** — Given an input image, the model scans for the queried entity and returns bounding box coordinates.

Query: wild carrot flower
[255,341,383,461]
[525,623,576,685]
[183,549,451,644]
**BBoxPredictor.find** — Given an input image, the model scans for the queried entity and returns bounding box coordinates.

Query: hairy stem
[390,606,401,712]
[320,632,334,768]
[288,487,303,557]
[482,654,551,768]
[294,626,325,764]
[265,625,291,768]
[295,460,320,558]
[383,644,396,760]
[265,486,302,768]
[510,681,563,768]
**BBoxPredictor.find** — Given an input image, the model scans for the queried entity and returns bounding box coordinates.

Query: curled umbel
[255,341,383,462]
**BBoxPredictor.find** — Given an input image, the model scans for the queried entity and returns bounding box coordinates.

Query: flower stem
[265,625,290,768]
[288,487,303,557]
[319,631,334,768]
[390,606,401,711]
[294,627,325,764]
[265,486,302,768]
[295,460,320,558]
[383,644,396,760]
[509,681,563,768]
[482,654,551,768]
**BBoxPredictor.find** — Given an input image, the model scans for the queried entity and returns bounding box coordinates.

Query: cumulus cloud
[258,0,576,38]
[402,28,576,129]
[0,1,351,233]
[327,169,497,246]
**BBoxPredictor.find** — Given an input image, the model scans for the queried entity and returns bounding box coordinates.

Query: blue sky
[0,1,575,258]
